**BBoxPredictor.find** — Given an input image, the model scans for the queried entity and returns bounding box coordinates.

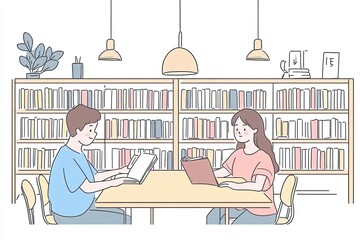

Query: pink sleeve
[252,153,275,191]
[222,150,238,174]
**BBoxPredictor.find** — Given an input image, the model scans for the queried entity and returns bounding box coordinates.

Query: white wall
[1,0,359,239]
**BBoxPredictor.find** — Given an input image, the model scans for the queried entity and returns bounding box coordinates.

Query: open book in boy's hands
[123,153,158,184]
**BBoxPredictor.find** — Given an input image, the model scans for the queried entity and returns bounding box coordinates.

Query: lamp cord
[110,0,113,39]
[178,0,183,47]
[257,0,259,39]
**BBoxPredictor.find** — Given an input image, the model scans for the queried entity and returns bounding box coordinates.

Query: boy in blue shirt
[49,104,134,224]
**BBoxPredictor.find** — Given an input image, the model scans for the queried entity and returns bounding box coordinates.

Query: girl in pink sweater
[206,108,279,224]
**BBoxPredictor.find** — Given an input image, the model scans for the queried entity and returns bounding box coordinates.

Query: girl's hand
[218,181,239,190]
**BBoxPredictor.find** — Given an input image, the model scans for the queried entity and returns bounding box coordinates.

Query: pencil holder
[72,56,83,78]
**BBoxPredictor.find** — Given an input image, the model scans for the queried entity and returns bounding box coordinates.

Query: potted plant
[17,32,64,78]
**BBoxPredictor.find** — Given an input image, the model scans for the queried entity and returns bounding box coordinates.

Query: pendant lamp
[99,0,122,61]
[162,0,198,75]
[246,0,270,61]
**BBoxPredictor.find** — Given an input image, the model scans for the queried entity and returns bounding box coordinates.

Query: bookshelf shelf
[17,110,173,114]
[278,170,348,175]
[180,139,236,144]
[272,139,348,144]
[16,170,50,175]
[105,139,173,144]
[15,78,173,84]
[180,78,349,84]
[17,139,104,144]
[11,78,354,204]
[180,110,348,114]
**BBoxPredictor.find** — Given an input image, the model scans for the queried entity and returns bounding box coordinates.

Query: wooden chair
[21,179,36,224]
[275,174,298,225]
[36,174,57,225]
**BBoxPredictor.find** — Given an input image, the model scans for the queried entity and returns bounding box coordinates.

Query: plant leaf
[19,56,31,70]
[35,43,45,58]
[17,43,28,51]
[23,32,33,52]
[32,56,47,70]
[42,59,58,72]
[45,47,53,60]
[51,51,64,60]
[26,52,35,64]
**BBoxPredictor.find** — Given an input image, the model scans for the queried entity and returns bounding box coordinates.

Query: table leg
[150,208,154,224]
[225,208,229,225]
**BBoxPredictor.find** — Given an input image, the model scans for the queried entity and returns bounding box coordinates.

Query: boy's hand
[118,166,130,174]
[112,177,138,187]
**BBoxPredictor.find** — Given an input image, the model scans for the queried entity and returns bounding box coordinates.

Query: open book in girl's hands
[181,156,219,186]
[123,153,158,184]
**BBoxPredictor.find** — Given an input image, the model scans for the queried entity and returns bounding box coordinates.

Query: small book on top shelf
[118,153,158,184]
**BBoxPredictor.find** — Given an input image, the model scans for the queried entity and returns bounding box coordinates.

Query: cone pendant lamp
[99,0,122,61]
[162,0,198,75]
[246,0,270,61]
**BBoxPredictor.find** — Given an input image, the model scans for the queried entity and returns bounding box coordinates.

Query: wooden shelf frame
[11,78,354,204]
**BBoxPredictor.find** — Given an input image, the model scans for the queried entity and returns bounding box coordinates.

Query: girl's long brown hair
[231,108,279,173]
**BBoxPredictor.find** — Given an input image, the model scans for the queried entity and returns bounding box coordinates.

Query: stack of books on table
[288,68,311,78]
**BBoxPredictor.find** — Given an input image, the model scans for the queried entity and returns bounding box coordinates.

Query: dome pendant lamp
[162,0,198,75]
[246,0,270,61]
[99,0,122,61]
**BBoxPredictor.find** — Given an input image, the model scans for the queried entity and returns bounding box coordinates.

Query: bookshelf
[11,78,354,204]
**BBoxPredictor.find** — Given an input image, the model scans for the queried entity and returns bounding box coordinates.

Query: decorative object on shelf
[72,56,84,79]
[246,0,270,61]
[99,0,122,61]
[280,50,311,78]
[17,32,64,79]
[322,52,340,78]
[162,0,198,75]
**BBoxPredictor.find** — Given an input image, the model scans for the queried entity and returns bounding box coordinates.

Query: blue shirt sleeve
[89,162,97,175]
[63,159,86,193]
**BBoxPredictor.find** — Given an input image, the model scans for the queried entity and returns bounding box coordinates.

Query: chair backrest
[36,174,57,225]
[275,174,298,225]
[280,174,297,207]
[21,179,36,224]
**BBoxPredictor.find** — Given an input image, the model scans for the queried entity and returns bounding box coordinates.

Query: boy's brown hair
[66,104,101,137]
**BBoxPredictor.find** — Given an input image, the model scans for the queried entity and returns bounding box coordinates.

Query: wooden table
[96,171,272,224]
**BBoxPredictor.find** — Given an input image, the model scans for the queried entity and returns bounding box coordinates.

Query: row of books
[20,117,68,139]
[18,87,173,110]
[16,146,347,171]
[181,88,267,110]
[17,148,57,169]
[182,117,230,140]
[105,118,173,139]
[276,88,346,110]
[17,86,348,111]
[180,147,236,169]
[17,147,174,171]
[275,118,347,139]
[278,147,345,170]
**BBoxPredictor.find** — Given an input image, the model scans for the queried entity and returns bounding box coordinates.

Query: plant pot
[26,73,40,79]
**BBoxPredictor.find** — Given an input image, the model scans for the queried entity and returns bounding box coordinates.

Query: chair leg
[27,209,32,224]
[275,203,283,224]
[287,204,295,224]
[129,208,132,224]
[29,209,35,225]
[123,208,126,224]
